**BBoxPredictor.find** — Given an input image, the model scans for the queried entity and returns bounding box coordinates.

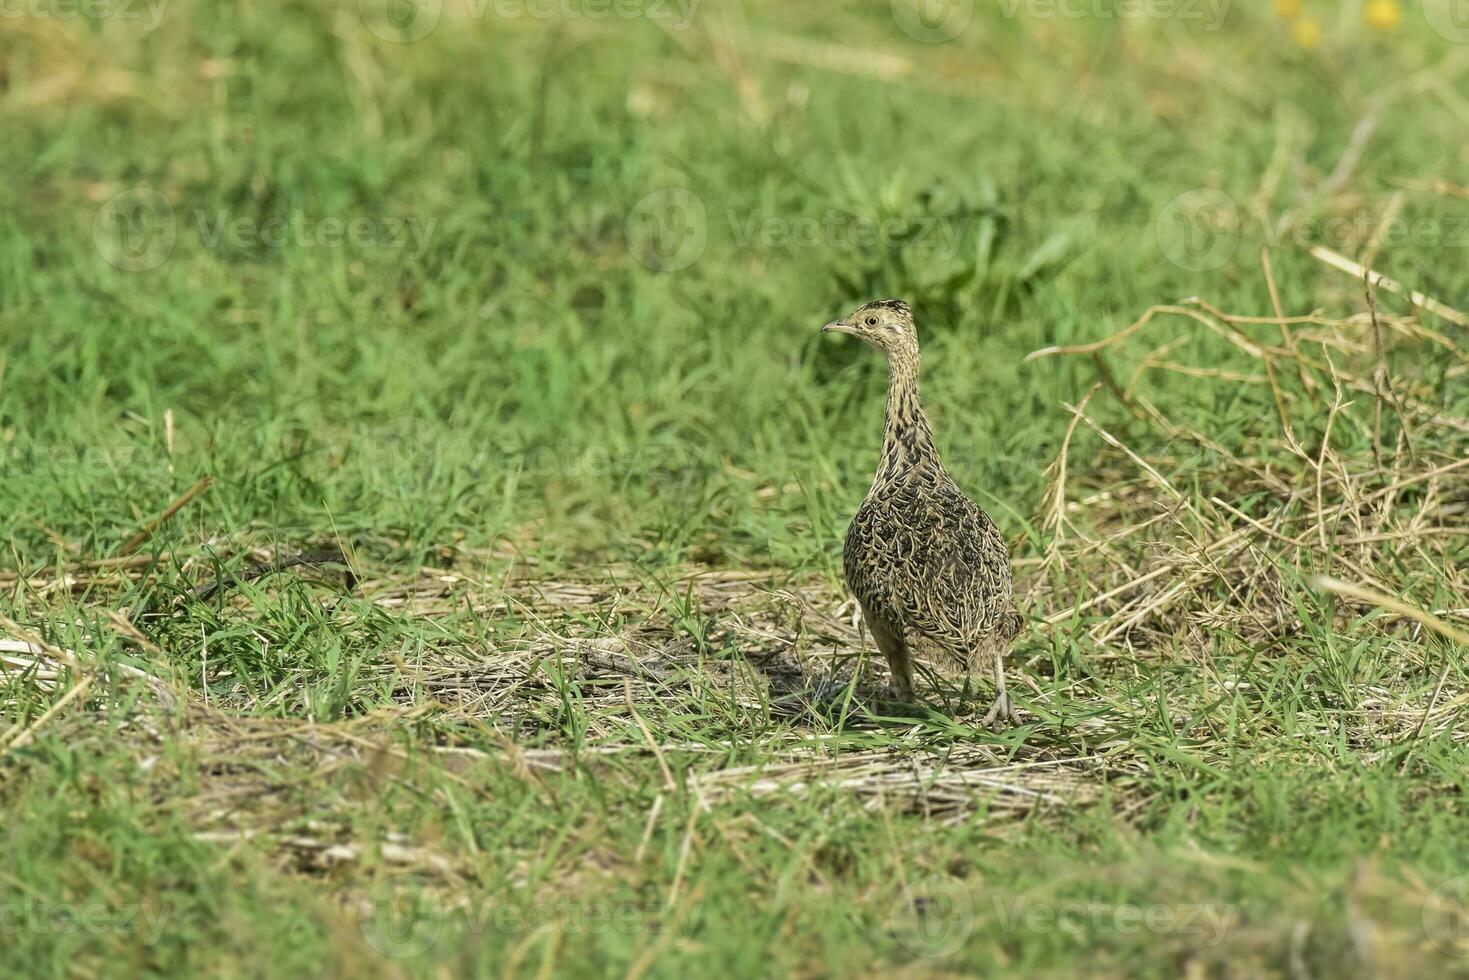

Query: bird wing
[904,486,1015,646]
[844,477,1017,651]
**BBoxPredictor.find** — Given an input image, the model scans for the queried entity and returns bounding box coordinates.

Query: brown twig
[191,547,357,602]
[117,476,215,557]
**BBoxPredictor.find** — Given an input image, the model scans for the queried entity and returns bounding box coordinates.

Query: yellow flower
[1365,0,1400,31]
[1275,0,1302,18]
[1292,16,1322,48]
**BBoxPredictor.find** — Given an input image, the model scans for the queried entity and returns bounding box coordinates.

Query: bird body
[822,299,1022,725]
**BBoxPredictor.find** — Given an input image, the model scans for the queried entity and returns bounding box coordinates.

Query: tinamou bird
[822,299,1023,727]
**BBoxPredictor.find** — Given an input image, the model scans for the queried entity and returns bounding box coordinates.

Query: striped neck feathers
[876,345,939,481]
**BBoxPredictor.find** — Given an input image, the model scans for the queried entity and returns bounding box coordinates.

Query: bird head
[821,299,917,354]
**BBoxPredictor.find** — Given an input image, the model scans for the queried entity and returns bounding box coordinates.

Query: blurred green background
[2,0,1462,571]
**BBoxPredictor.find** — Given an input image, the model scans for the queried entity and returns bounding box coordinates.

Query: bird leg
[980,655,1022,729]
[863,606,913,701]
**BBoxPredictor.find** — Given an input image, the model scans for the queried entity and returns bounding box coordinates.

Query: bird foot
[980,690,1023,731]
[879,683,915,704]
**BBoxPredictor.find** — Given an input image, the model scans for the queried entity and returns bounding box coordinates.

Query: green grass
[3,1,1469,976]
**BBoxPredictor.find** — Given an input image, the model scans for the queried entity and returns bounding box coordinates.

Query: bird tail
[1004,605,1025,639]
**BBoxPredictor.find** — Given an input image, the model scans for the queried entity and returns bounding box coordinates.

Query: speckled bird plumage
[822,299,1023,726]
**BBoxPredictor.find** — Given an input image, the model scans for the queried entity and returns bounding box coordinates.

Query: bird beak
[822,319,855,335]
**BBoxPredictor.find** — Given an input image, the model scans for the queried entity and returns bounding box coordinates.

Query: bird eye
[865,316,879,327]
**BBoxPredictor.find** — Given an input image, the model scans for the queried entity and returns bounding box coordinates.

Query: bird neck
[876,347,938,481]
